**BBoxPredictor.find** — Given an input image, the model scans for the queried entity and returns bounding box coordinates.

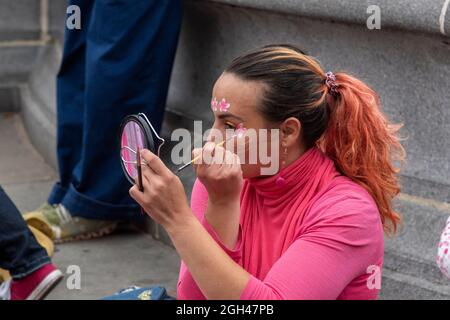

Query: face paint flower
[235,123,247,138]
[219,98,231,112]
[211,97,218,111]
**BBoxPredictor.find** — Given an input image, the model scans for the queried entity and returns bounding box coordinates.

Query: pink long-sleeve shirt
[177,146,384,300]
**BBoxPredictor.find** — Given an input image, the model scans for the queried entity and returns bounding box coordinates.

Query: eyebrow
[217,113,244,122]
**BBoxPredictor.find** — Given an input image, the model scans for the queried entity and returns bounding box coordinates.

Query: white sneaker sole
[26,269,64,300]
[54,223,118,244]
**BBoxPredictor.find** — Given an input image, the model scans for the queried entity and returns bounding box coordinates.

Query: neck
[247,146,335,201]
[284,144,308,169]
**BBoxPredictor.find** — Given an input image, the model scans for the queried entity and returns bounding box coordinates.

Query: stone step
[18,41,60,168]
[0,86,20,112]
[381,194,450,298]
[381,269,450,300]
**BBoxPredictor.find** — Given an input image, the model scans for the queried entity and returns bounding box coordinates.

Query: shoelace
[55,204,74,225]
[50,204,78,240]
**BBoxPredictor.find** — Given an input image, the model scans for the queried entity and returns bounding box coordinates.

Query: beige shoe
[23,204,118,243]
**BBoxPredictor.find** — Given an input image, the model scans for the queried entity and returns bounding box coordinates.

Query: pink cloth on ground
[177,146,384,300]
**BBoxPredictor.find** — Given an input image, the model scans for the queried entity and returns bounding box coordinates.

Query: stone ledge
[0,0,41,42]
[0,87,20,112]
[381,268,450,299]
[208,0,450,37]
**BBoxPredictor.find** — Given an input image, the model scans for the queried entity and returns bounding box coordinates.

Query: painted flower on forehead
[219,98,231,112]
[211,97,218,111]
[235,123,247,138]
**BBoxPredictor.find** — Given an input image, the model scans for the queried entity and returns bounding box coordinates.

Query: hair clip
[325,71,338,96]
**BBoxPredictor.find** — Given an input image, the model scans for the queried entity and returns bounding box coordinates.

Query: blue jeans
[48,0,182,220]
[0,186,50,279]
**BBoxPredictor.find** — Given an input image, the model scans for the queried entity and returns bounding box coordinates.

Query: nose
[206,123,225,144]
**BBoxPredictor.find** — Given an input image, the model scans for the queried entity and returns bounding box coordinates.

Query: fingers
[130,168,171,209]
[192,142,241,180]
[134,149,174,195]
[223,149,236,168]
[141,149,169,176]
[194,142,230,166]
[139,160,154,185]
[212,144,225,165]
[129,184,145,206]
[222,149,242,181]
[134,169,150,190]
[192,143,216,169]
[202,142,216,165]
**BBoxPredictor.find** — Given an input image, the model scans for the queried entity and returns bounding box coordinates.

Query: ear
[279,117,301,148]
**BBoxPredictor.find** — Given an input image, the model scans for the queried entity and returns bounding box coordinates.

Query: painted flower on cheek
[235,123,247,138]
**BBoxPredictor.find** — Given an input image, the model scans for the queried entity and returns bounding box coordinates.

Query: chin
[241,164,265,179]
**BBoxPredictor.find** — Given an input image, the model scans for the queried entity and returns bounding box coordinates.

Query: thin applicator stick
[136,147,145,215]
[177,133,249,172]
[177,138,229,172]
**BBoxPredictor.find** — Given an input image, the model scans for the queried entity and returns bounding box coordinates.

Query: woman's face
[208,72,282,179]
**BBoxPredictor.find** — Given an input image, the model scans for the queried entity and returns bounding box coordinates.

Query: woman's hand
[129,149,192,232]
[129,149,249,300]
[192,142,243,206]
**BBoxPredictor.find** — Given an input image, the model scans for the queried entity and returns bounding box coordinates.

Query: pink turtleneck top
[177,146,384,300]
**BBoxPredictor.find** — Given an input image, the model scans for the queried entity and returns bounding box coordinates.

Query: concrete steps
[19,43,59,169]
[7,34,450,300]
[381,195,450,299]
[382,269,450,300]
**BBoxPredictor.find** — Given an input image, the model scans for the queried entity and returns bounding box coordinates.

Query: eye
[224,121,236,130]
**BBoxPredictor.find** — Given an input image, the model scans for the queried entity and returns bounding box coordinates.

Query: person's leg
[0,186,49,278]
[60,0,182,220]
[48,0,94,205]
[25,1,120,243]
[0,186,63,300]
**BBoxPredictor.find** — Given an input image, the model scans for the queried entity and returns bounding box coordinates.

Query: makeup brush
[136,147,145,215]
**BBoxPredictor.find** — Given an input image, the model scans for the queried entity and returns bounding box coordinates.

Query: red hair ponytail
[317,72,406,235]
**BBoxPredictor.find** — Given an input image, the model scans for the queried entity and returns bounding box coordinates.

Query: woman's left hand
[129,149,192,231]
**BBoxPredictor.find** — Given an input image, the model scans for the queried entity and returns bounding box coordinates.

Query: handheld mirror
[119,113,165,184]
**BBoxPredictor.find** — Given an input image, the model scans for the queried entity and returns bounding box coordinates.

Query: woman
[130,44,405,299]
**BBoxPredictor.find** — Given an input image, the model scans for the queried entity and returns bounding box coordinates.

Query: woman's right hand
[192,142,243,206]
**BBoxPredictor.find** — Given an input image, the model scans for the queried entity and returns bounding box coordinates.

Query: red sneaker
[9,263,63,300]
